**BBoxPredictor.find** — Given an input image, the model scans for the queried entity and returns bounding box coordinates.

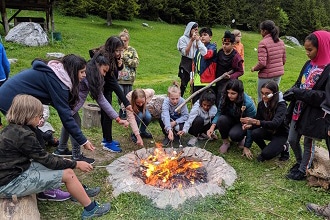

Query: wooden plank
[0,194,40,220]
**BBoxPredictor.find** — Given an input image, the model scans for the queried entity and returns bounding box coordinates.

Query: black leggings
[101,90,114,142]
[252,127,287,160]
[216,115,245,142]
[188,116,211,137]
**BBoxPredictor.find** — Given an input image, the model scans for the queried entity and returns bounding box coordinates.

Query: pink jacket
[253,34,286,78]
[126,89,155,136]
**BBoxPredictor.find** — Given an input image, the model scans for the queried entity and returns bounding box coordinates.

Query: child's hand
[83,140,95,151]
[168,130,174,141]
[76,161,93,172]
[177,130,185,136]
[242,147,253,160]
[206,129,214,138]
[242,124,252,130]
[125,105,133,112]
[136,135,144,146]
[119,119,129,128]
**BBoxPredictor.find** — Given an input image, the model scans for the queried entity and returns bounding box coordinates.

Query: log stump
[0,194,40,220]
[307,146,330,189]
[82,103,101,128]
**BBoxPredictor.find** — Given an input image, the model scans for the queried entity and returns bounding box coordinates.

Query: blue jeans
[135,110,152,133]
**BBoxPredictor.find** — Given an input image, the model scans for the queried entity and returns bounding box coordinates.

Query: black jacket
[285,61,330,139]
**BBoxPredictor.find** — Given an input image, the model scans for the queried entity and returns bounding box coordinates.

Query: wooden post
[0,194,40,220]
[0,0,9,34]
[82,103,101,128]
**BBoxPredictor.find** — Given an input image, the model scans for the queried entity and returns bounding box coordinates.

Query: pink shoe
[219,142,230,153]
[238,137,246,149]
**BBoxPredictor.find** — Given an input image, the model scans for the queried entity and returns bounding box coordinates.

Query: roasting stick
[175,70,234,113]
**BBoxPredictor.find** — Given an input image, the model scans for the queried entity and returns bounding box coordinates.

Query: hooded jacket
[161,97,189,132]
[0,43,10,82]
[0,60,88,145]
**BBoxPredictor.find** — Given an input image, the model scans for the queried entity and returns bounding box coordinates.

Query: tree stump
[0,194,40,220]
[82,103,101,128]
[307,146,330,189]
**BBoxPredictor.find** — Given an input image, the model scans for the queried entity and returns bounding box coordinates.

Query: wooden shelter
[0,0,55,34]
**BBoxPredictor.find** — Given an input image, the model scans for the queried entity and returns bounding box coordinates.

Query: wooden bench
[14,17,46,30]
[0,194,40,220]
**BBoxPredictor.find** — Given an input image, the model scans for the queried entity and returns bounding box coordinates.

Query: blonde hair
[232,29,241,37]
[131,89,146,114]
[167,81,181,96]
[6,94,43,125]
[119,29,130,40]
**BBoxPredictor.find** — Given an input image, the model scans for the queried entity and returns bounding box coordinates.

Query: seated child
[38,105,59,147]
[126,89,155,146]
[178,89,217,146]
[160,82,189,146]
[0,94,110,219]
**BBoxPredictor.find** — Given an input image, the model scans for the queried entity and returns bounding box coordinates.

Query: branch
[175,70,234,112]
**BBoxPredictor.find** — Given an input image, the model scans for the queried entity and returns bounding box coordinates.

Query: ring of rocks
[106,147,237,209]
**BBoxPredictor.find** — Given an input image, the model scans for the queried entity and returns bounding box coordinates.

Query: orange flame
[140,144,203,188]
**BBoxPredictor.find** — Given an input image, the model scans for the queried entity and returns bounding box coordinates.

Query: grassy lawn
[1,11,329,220]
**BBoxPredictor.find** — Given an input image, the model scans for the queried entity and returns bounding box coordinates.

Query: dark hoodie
[0,60,87,145]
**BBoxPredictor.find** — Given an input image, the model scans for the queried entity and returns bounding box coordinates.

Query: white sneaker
[187,136,198,146]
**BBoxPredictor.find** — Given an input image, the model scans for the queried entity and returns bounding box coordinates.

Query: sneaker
[71,184,101,202]
[237,137,246,149]
[257,154,265,162]
[198,133,208,140]
[279,142,290,161]
[130,133,137,143]
[81,201,111,219]
[289,163,301,172]
[306,203,330,217]
[73,154,95,164]
[103,141,122,153]
[140,131,153,139]
[37,189,71,202]
[101,138,120,146]
[219,142,230,153]
[162,137,170,147]
[53,148,72,157]
[187,136,198,146]
[286,169,306,180]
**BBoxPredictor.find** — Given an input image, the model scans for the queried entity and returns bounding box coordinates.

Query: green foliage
[55,0,89,18]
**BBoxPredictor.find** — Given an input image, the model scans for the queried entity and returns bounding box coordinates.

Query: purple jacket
[253,34,286,78]
[73,78,118,119]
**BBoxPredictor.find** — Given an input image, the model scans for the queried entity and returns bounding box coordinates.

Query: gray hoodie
[161,97,189,132]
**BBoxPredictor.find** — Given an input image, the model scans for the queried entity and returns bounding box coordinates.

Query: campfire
[134,143,207,189]
[107,146,237,209]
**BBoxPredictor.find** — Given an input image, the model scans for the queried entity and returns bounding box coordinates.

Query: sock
[84,201,96,211]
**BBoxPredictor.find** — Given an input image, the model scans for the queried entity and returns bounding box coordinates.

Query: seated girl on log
[0,94,110,219]
[53,53,129,161]
[125,88,155,146]
[178,89,217,147]
[160,81,189,146]
[207,79,256,159]
[241,80,289,162]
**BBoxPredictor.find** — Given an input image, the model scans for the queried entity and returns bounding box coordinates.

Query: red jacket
[253,34,286,78]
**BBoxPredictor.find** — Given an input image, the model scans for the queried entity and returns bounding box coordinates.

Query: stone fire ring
[106,147,237,209]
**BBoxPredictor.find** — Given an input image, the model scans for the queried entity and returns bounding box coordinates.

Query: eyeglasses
[39,114,44,119]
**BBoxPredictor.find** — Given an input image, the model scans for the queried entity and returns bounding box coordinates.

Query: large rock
[5,22,48,46]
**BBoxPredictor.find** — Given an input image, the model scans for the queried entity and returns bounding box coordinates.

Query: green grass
[1,11,329,220]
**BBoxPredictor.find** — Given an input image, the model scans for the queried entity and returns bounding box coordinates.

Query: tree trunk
[82,103,101,129]
[107,11,112,26]
[0,194,40,220]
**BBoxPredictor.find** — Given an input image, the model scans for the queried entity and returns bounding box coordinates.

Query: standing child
[177,22,207,96]
[160,82,189,146]
[126,89,155,146]
[54,54,129,161]
[241,81,289,162]
[215,31,244,104]
[98,36,133,152]
[178,89,217,146]
[0,94,110,219]
[0,42,10,128]
[118,29,139,119]
[232,29,244,69]
[191,27,217,103]
[207,79,255,159]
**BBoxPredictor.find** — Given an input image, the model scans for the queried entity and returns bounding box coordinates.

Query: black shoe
[72,154,95,164]
[286,170,306,180]
[53,148,72,157]
[257,154,265,162]
[140,132,153,139]
[289,163,301,172]
[162,137,170,146]
[71,184,101,202]
[279,142,290,161]
[130,133,137,143]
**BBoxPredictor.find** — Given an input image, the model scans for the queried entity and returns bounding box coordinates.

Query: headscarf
[312,30,330,66]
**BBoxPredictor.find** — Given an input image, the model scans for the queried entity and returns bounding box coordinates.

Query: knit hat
[222,31,235,43]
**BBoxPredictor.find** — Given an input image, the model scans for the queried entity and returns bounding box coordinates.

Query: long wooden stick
[175,70,234,112]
